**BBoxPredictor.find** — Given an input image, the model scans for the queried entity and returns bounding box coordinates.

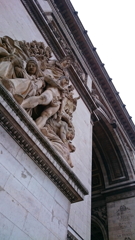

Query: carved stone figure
[21,55,75,127]
[57,85,80,130]
[0,36,78,167]
[1,57,45,107]
[21,76,69,125]
[44,55,74,80]
[41,116,75,167]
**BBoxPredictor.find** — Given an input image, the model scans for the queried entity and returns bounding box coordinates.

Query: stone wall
[69,98,92,239]
[0,0,92,183]
[0,0,92,239]
[0,126,70,240]
[0,0,46,43]
[107,197,135,240]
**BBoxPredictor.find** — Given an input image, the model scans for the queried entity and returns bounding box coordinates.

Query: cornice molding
[20,0,135,146]
[92,180,135,202]
[21,0,97,114]
[48,0,135,147]
[0,84,88,203]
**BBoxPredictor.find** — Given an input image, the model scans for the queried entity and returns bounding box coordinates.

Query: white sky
[71,0,135,124]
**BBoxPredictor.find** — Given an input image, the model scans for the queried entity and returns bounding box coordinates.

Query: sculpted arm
[44,74,65,91]
[59,122,68,143]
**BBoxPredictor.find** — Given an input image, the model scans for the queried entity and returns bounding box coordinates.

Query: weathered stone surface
[0,213,14,240]
[10,226,32,240]
[0,0,46,42]
[0,126,70,239]
[107,198,135,240]
[0,0,92,239]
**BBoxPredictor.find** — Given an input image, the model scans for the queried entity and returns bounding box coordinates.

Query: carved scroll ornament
[0,36,79,167]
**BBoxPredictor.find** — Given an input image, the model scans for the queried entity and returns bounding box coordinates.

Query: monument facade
[0,0,135,240]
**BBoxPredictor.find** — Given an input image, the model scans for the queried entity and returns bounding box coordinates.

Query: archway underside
[91,222,104,240]
[91,118,130,239]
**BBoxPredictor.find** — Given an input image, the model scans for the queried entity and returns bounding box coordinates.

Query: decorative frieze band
[0,84,88,203]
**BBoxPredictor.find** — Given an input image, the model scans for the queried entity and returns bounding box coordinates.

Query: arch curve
[91,215,108,240]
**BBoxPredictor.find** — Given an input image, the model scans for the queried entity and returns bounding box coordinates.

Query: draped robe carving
[0,36,79,167]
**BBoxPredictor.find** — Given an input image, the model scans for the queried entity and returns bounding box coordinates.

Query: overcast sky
[71,0,135,124]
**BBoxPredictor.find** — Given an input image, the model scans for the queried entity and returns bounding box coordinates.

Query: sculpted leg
[21,90,53,109]
[35,114,48,129]
[36,105,60,129]
[21,95,41,108]
[1,79,15,94]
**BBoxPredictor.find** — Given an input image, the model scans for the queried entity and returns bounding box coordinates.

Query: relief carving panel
[0,36,79,168]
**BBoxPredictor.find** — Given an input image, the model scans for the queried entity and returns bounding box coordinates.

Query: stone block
[52,202,69,227]
[50,215,67,240]
[48,232,59,240]
[16,148,48,188]
[0,213,14,240]
[0,0,47,43]
[4,175,41,220]
[54,188,70,213]
[0,143,20,175]
[16,149,38,177]
[28,177,54,213]
[14,164,32,188]
[57,221,67,240]
[43,174,57,197]
[0,191,27,229]
[32,165,45,186]
[9,226,32,240]
[38,204,52,231]
[23,212,50,240]
[0,163,10,188]
[108,197,135,240]
[0,127,20,159]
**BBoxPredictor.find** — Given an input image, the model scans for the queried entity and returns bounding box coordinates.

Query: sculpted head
[45,46,52,59]
[59,76,69,88]
[26,57,38,76]
[60,55,74,69]
[66,128,75,141]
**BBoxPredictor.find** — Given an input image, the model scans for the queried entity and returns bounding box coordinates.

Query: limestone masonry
[0,0,135,240]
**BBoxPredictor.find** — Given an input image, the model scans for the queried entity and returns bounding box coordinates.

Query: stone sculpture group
[0,36,79,167]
